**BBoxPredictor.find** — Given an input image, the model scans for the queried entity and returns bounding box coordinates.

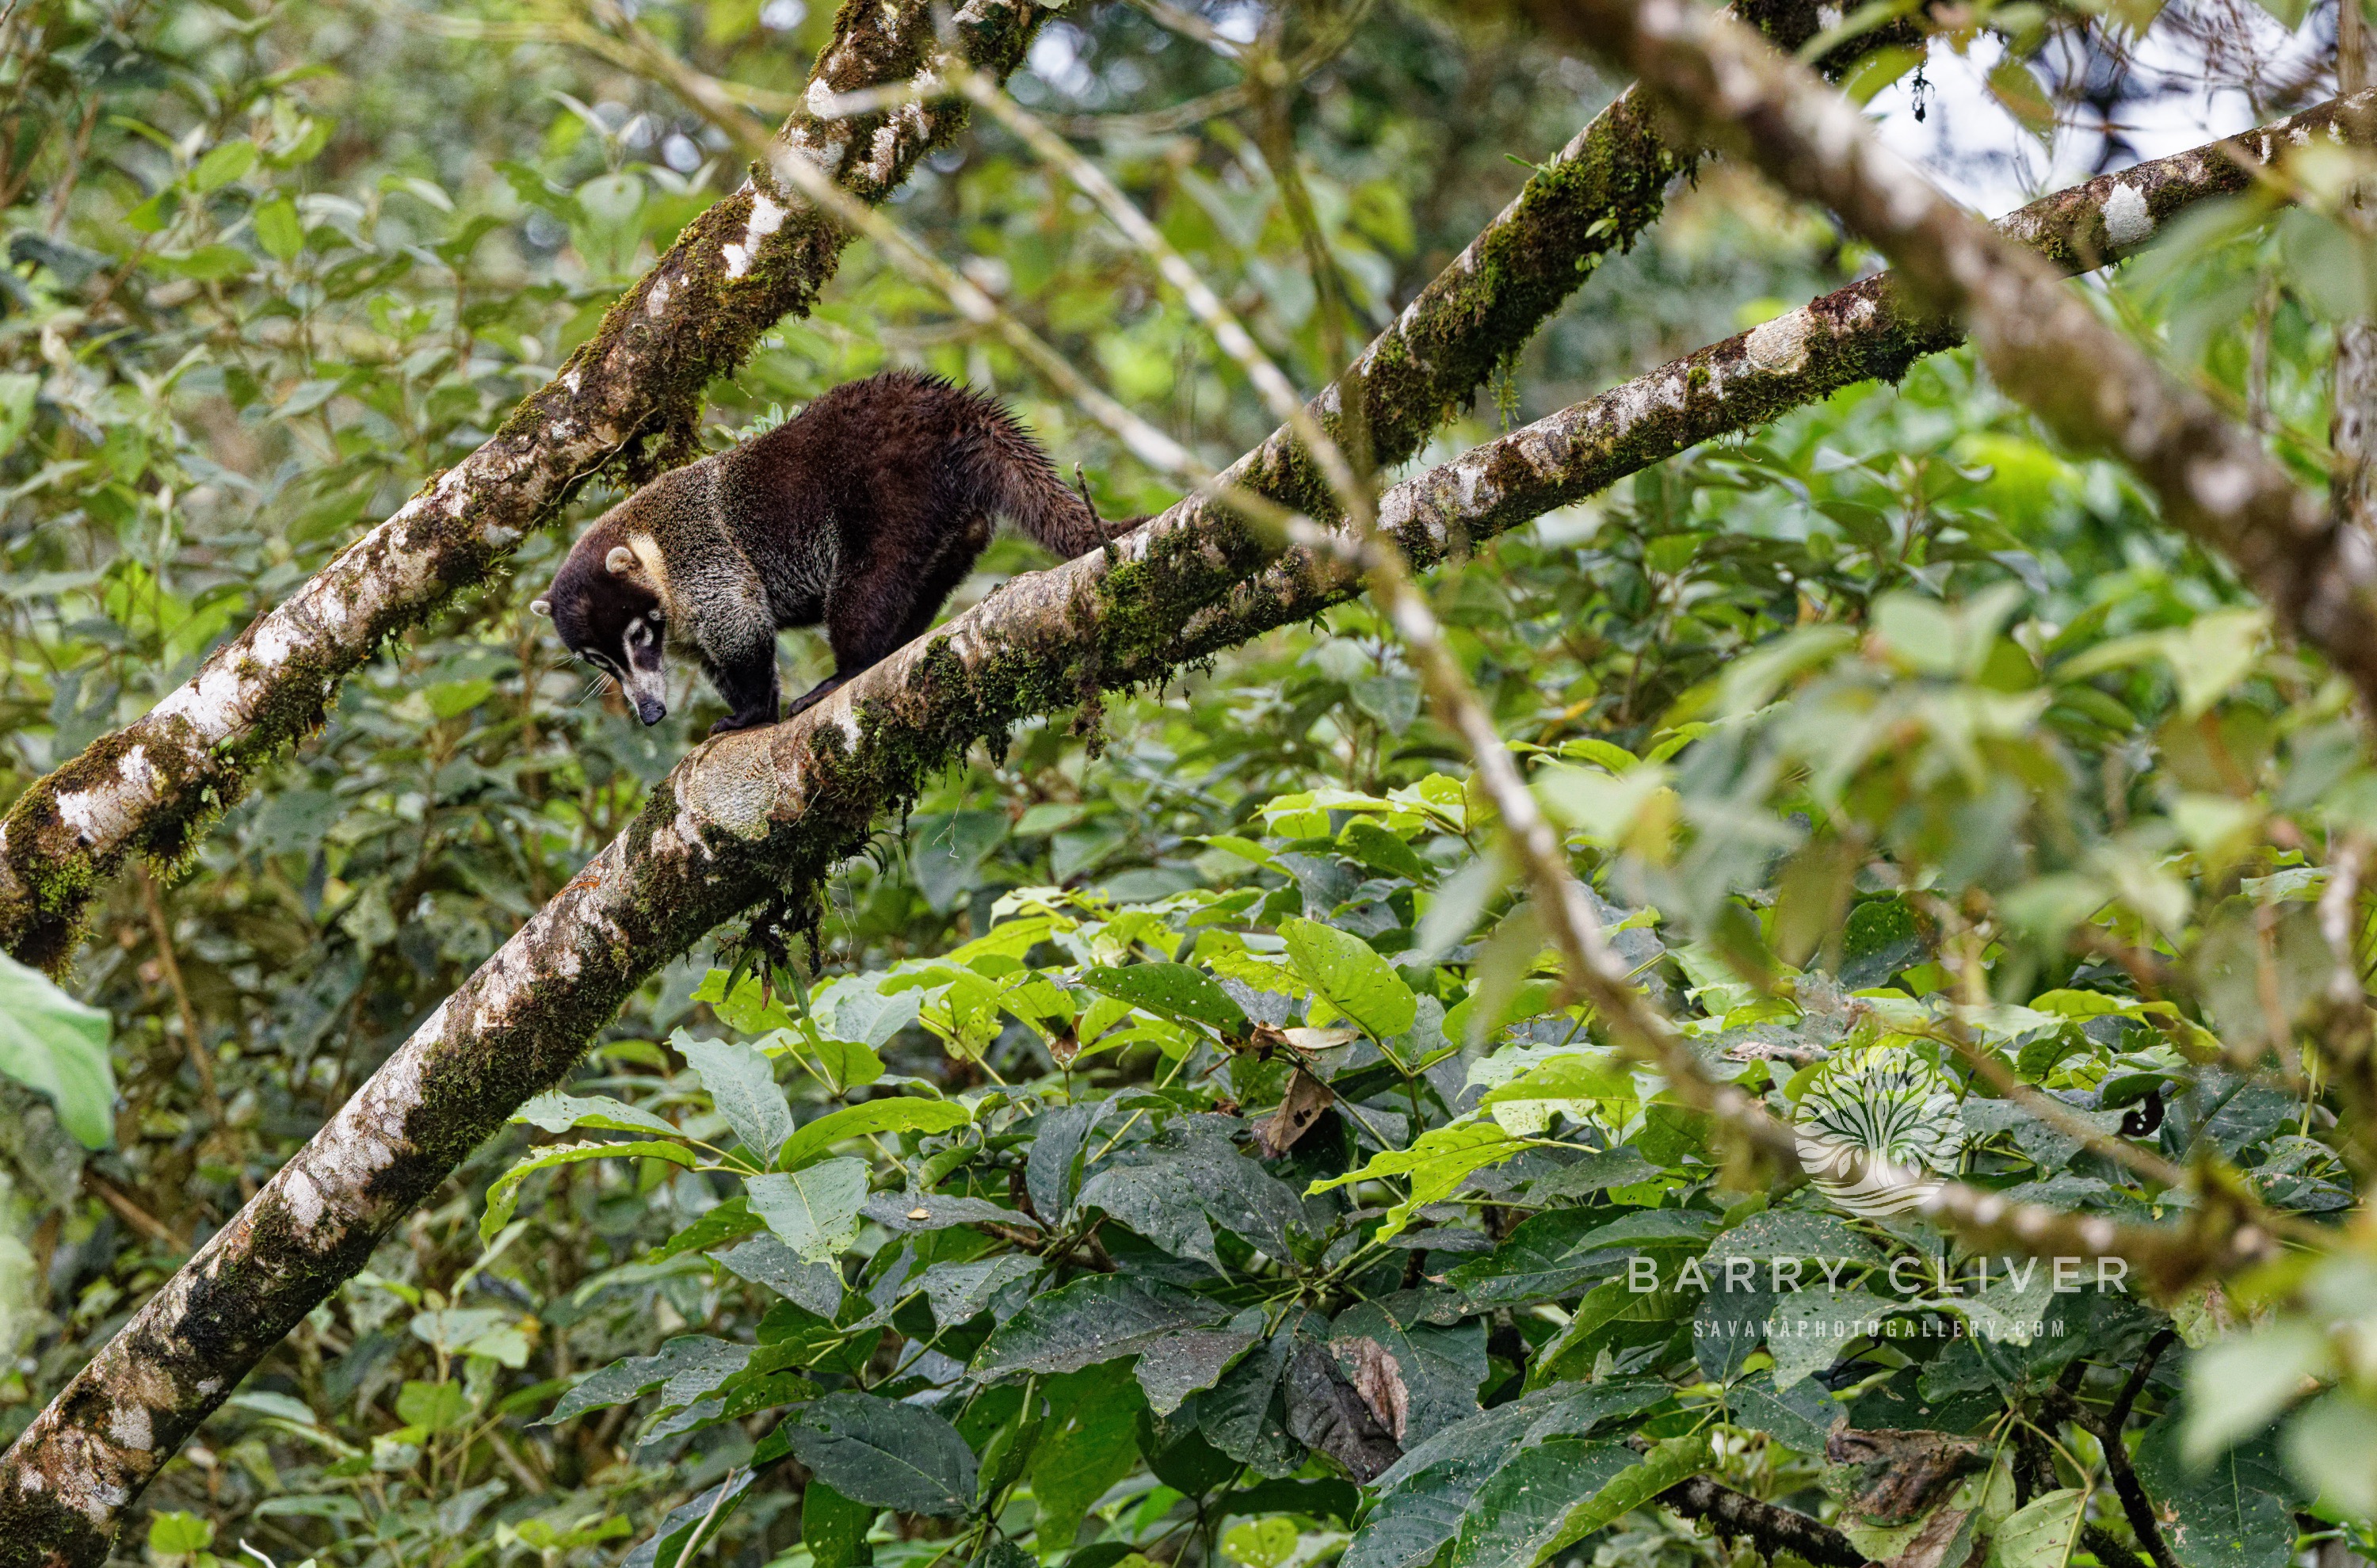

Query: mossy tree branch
[0,0,1059,976]
[0,86,2349,1566]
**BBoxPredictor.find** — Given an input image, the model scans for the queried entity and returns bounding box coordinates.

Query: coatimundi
[532,371,1121,735]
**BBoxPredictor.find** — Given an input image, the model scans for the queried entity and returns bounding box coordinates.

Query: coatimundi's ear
[605,545,637,577]
[528,598,552,618]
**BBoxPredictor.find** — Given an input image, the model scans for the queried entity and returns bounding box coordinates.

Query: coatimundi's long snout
[621,666,667,727]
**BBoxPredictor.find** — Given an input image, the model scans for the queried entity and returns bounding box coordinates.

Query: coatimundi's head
[532,525,670,726]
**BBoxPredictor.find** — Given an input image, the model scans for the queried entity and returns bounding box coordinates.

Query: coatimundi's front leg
[686,579,784,736]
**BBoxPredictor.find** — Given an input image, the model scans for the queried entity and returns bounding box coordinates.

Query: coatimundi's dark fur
[532,371,1121,735]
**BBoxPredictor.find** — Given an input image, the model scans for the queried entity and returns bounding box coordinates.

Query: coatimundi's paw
[708,710,777,737]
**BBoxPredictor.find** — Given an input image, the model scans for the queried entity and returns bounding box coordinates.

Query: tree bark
[0,0,1057,975]
[0,98,2345,1561]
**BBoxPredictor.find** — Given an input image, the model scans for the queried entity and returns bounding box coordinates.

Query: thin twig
[138,866,221,1120]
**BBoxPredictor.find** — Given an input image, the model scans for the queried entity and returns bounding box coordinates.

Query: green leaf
[692,967,797,1033]
[481,1139,696,1241]
[1448,1432,1711,1568]
[819,981,920,1050]
[783,1391,978,1516]
[626,1471,755,1568]
[253,195,304,260]
[1080,963,1250,1037]
[155,244,253,281]
[800,1479,878,1568]
[646,1196,765,1262]
[677,1032,795,1163]
[148,1512,214,1552]
[1078,1118,1307,1265]
[1308,1122,1527,1242]
[0,952,116,1148]
[540,1336,752,1425]
[1281,918,1417,1038]
[1032,1364,1145,1547]
[1447,1207,1717,1308]
[1353,1381,1675,1568]
[1223,1517,1300,1568]
[973,1274,1234,1380]
[1766,1286,1888,1390]
[2139,1416,2294,1568]
[717,1234,846,1317]
[748,1158,870,1262]
[778,1097,972,1171]
[2181,1322,2327,1463]
[1990,1488,2084,1568]
[513,1091,681,1140]
[395,1379,471,1433]
[192,140,259,191]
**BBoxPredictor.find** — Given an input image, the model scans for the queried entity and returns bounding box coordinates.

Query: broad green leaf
[677,1033,795,1164]
[799,1480,877,1568]
[2138,1417,2294,1568]
[1448,1207,1717,1308]
[483,1139,696,1240]
[716,1234,845,1317]
[395,1379,468,1432]
[1766,1286,1889,1390]
[253,195,304,260]
[777,1097,972,1172]
[192,140,259,191]
[513,1091,680,1140]
[541,1336,751,1425]
[1989,1488,2084,1568]
[1080,963,1250,1037]
[1078,1118,1307,1265]
[2139,1416,2282,1568]
[646,1196,764,1262]
[748,1158,869,1262]
[1707,1210,1883,1267]
[692,967,796,1033]
[1308,1121,1527,1242]
[1448,1432,1711,1568]
[1330,1300,1488,1445]
[914,1254,1044,1328]
[1223,1517,1299,1568]
[155,243,252,280]
[1032,1364,1144,1547]
[0,952,116,1148]
[818,980,919,1050]
[148,1513,214,1552]
[624,1471,755,1568]
[973,1274,1234,1379]
[782,1391,978,1516]
[1282,918,1417,1038]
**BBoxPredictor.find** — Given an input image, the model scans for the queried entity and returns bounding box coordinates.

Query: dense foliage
[3,0,2375,1564]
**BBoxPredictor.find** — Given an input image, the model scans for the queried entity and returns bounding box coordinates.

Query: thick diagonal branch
[0,0,1055,975]
[0,100,2339,1565]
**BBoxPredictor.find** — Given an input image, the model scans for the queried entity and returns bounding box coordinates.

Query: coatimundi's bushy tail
[955,385,1127,559]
